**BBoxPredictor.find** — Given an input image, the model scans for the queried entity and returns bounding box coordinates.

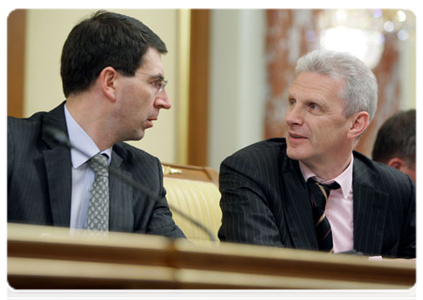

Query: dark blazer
[218,138,415,258]
[8,102,185,238]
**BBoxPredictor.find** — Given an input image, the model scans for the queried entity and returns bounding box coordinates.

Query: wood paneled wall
[187,10,210,166]
[7,9,26,118]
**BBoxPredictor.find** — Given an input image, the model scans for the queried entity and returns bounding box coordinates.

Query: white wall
[24,9,179,163]
[208,9,267,171]
[399,11,416,110]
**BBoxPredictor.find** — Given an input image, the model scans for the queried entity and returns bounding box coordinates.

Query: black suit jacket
[218,138,415,258]
[8,102,185,238]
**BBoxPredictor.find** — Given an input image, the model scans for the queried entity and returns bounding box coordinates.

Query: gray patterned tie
[87,154,109,231]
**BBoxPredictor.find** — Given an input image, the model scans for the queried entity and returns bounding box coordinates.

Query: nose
[154,89,171,110]
[285,104,303,127]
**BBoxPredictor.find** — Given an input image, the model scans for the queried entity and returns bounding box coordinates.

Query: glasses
[136,71,168,93]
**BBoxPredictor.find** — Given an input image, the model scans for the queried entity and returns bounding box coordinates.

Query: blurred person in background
[372,109,416,183]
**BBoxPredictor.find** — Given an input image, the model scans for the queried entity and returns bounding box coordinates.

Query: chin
[286,149,299,160]
[287,147,310,162]
[135,131,145,141]
[286,146,297,159]
[124,130,145,142]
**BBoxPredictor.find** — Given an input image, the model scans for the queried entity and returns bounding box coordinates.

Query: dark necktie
[307,178,340,252]
[87,154,109,231]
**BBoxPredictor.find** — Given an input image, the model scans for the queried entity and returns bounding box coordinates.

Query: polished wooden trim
[174,239,416,288]
[187,9,210,167]
[7,9,26,118]
[8,223,416,289]
[162,162,218,185]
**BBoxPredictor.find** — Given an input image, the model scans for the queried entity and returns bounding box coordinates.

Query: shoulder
[225,138,286,162]
[221,138,287,173]
[8,112,45,131]
[113,142,161,170]
[8,112,48,144]
[8,103,66,137]
[353,151,414,195]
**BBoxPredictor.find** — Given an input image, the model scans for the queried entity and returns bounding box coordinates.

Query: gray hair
[295,49,378,123]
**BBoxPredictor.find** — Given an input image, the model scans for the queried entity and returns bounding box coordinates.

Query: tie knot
[307,178,340,203]
[89,154,108,177]
[319,181,340,196]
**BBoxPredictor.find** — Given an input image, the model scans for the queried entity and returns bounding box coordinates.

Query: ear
[347,111,369,140]
[99,67,118,101]
[387,157,406,170]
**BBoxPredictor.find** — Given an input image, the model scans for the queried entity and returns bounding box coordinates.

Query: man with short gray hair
[218,49,415,259]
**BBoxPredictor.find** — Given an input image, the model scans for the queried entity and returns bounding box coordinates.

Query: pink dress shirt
[299,155,354,253]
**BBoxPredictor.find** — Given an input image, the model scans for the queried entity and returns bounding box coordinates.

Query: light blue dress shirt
[64,104,112,229]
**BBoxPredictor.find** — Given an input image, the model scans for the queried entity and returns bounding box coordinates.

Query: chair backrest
[162,163,222,245]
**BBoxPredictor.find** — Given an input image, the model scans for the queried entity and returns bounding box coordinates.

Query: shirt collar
[299,154,354,199]
[64,104,112,168]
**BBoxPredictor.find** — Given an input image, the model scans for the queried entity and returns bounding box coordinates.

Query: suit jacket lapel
[352,155,388,255]
[280,155,318,250]
[42,102,72,226]
[108,146,134,232]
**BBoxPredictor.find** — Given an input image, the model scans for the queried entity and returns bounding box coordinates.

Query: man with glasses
[8,10,185,238]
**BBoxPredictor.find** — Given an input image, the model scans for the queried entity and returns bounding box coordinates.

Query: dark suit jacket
[8,102,185,238]
[218,138,415,258]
